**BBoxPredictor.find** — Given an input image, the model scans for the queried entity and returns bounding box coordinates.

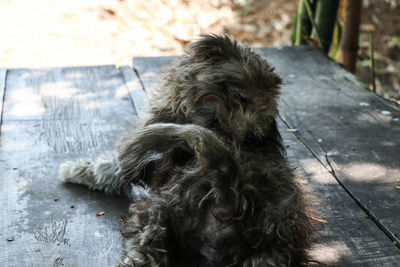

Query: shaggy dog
[60,35,314,267]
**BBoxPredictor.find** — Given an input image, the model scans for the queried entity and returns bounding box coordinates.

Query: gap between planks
[0,68,7,143]
[119,65,147,119]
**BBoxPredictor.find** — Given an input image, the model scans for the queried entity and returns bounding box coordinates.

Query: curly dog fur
[60,34,314,267]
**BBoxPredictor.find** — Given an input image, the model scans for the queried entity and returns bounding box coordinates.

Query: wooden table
[1,46,399,266]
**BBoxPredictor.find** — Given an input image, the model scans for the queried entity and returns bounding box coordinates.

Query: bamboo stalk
[331,19,342,60]
[303,0,323,48]
[312,0,340,54]
[295,0,312,45]
[337,0,362,73]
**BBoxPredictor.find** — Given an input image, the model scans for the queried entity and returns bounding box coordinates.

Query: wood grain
[0,66,136,266]
[3,65,134,121]
[132,52,400,265]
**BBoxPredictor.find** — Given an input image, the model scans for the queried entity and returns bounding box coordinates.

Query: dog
[60,34,314,267]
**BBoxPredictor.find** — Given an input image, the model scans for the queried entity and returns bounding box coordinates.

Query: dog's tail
[59,151,122,194]
[117,123,239,191]
[60,123,238,195]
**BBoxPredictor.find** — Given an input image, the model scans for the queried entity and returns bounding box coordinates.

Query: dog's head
[154,34,282,144]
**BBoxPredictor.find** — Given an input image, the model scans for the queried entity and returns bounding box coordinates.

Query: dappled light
[309,242,350,265]
[297,158,337,185]
[7,88,46,118]
[341,162,388,182]
[2,67,135,120]
[356,110,395,126]
[40,82,79,98]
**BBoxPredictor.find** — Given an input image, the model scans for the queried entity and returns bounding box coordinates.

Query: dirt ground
[0,0,399,101]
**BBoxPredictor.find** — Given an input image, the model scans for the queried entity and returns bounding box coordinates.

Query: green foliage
[330,19,342,60]
[293,0,340,54]
[293,0,317,45]
[312,0,340,53]
[291,14,298,44]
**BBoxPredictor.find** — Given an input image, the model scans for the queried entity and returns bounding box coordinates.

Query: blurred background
[0,0,399,101]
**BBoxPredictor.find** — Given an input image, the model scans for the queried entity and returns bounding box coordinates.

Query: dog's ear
[188,34,238,61]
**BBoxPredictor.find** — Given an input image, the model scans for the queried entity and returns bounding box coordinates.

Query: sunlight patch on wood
[309,242,350,265]
[7,89,45,118]
[115,84,130,99]
[342,162,388,182]
[40,82,79,98]
[298,158,337,184]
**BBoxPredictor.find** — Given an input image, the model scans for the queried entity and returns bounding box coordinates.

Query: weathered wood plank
[258,45,400,246]
[0,66,136,266]
[133,54,400,265]
[119,65,147,119]
[2,65,134,121]
[133,56,177,92]
[282,120,400,266]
